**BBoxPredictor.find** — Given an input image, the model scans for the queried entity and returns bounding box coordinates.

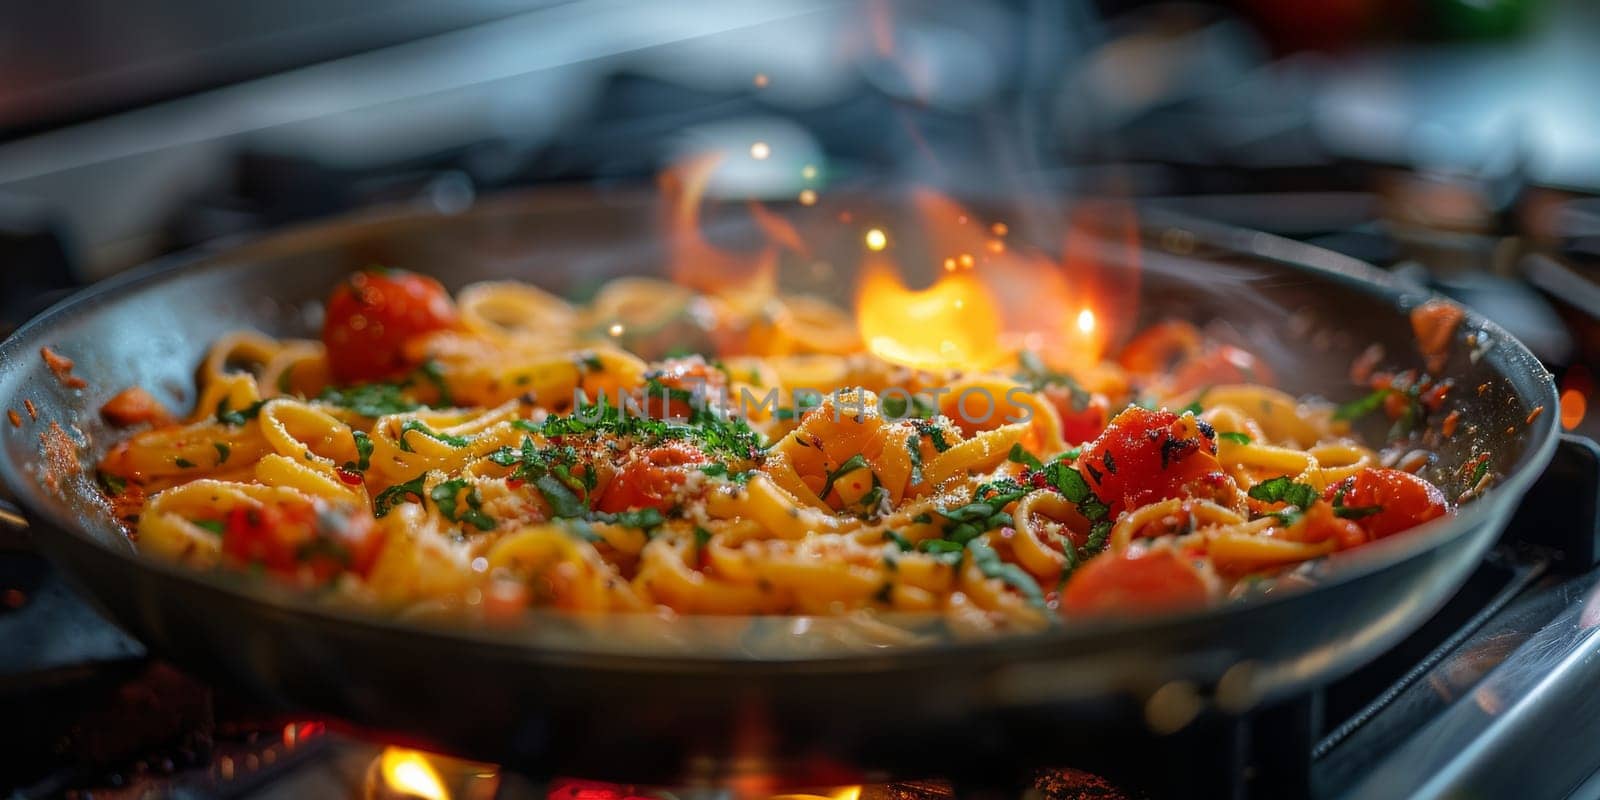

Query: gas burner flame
[852,189,1139,373]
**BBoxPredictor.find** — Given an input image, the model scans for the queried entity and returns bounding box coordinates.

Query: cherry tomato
[222,500,382,581]
[1118,321,1202,374]
[595,441,709,514]
[1326,468,1448,539]
[640,357,728,420]
[322,269,458,383]
[1168,345,1273,396]
[1292,500,1368,550]
[1044,388,1111,445]
[1060,548,1212,615]
[1077,405,1227,516]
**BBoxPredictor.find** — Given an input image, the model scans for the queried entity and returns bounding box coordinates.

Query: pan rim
[0,188,1562,674]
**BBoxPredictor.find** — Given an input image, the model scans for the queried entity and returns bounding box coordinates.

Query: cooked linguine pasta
[95,269,1451,636]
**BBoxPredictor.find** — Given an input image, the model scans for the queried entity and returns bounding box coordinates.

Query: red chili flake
[1527,406,1545,425]
[506,478,526,489]
[40,346,87,389]
[23,400,37,420]
[5,410,19,428]
[1442,410,1461,438]
[336,468,364,486]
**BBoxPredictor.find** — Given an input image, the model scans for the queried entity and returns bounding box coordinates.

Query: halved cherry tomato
[1118,320,1202,374]
[595,441,709,513]
[1044,388,1111,445]
[640,357,728,420]
[1168,345,1273,396]
[1077,405,1228,516]
[1060,548,1212,615]
[222,500,382,581]
[322,268,458,383]
[1325,468,1447,539]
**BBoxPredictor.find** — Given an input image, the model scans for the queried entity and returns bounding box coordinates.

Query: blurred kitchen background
[2,0,1600,426]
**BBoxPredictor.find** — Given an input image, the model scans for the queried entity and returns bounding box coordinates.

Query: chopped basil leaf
[174,458,195,469]
[968,538,1046,607]
[317,382,422,418]
[213,443,231,465]
[884,529,913,551]
[1007,443,1044,471]
[1219,431,1252,445]
[192,519,224,536]
[1247,476,1319,509]
[215,398,267,426]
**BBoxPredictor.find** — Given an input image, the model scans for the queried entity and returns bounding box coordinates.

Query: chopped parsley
[819,454,871,500]
[317,382,423,418]
[192,519,225,535]
[213,442,231,465]
[1247,476,1319,509]
[1219,431,1252,445]
[174,457,196,469]
[880,392,937,420]
[595,508,666,531]
[374,475,427,517]
[215,398,267,426]
[1007,443,1044,471]
[968,537,1046,607]
[429,478,496,531]
[906,434,925,485]
[397,419,470,452]
[884,529,913,552]
[539,395,763,461]
[345,430,374,473]
[698,462,752,484]
[913,420,953,453]
[1042,456,1113,559]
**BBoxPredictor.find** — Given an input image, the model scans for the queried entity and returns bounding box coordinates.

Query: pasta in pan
[95,268,1453,635]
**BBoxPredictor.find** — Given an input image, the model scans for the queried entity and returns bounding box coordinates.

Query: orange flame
[853,189,1140,372]
[658,153,780,315]
[377,747,450,800]
[857,253,1007,371]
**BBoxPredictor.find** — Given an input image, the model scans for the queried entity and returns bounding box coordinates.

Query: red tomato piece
[1326,468,1448,539]
[322,269,458,383]
[1168,345,1273,396]
[222,500,382,581]
[1044,388,1111,445]
[1077,405,1227,516]
[595,441,709,514]
[1060,548,1212,615]
[640,357,728,420]
[1118,320,1202,374]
